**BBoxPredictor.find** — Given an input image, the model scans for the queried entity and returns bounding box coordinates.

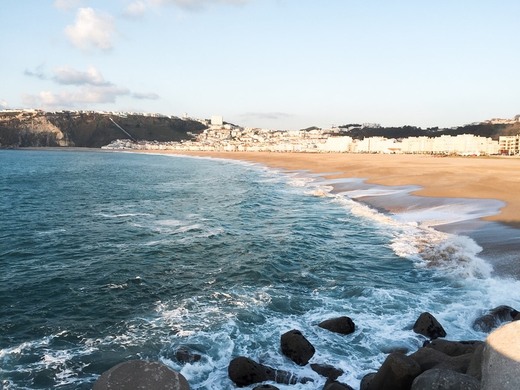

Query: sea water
[1,149,519,389]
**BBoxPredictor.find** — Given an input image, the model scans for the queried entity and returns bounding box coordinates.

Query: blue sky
[1,0,519,130]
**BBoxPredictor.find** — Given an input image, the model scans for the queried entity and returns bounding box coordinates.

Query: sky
[1,0,519,130]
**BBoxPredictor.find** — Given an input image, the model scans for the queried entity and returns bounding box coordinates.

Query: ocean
[1,149,519,389]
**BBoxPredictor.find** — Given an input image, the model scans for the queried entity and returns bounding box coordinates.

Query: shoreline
[145,151,520,227]
[135,150,520,278]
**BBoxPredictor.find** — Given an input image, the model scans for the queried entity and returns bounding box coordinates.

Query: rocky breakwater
[93,306,518,389]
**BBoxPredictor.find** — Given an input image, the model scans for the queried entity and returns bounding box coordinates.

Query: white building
[499,135,520,155]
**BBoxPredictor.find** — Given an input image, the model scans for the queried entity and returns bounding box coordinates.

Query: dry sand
[148,151,520,226]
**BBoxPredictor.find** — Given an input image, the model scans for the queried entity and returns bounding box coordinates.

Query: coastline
[147,151,520,226]
[135,150,520,277]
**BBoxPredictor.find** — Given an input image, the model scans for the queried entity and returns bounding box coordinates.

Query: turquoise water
[1,149,519,389]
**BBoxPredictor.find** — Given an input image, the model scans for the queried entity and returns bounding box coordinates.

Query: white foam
[332,195,493,279]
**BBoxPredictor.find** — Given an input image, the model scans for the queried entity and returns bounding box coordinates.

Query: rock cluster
[93,305,519,389]
[361,306,519,390]
[229,315,356,389]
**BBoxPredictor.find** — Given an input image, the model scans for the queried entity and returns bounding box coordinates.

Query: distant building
[499,135,520,155]
[211,115,223,126]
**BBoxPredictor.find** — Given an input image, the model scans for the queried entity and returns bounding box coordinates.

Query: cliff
[0,110,208,148]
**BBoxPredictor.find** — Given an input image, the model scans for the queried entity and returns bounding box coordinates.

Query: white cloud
[24,64,47,80]
[65,8,115,51]
[53,66,110,86]
[132,92,160,100]
[0,99,8,109]
[23,86,130,108]
[124,1,148,17]
[54,0,83,11]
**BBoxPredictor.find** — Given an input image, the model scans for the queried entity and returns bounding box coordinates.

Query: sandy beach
[146,151,520,227]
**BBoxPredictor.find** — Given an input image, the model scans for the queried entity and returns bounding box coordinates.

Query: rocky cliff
[0,110,208,148]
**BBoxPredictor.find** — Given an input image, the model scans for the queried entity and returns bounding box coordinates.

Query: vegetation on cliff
[0,110,208,148]
[337,122,520,140]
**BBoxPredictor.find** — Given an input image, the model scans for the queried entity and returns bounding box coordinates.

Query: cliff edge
[0,110,208,148]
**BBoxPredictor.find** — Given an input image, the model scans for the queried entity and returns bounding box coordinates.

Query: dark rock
[433,353,473,374]
[413,312,447,339]
[311,363,344,380]
[280,329,315,366]
[424,339,483,357]
[323,379,355,390]
[228,356,312,387]
[473,305,519,332]
[252,385,279,390]
[411,368,480,390]
[318,316,356,335]
[359,373,376,390]
[513,312,520,321]
[93,360,190,390]
[361,352,422,390]
[175,346,202,364]
[465,344,484,380]
[410,347,451,372]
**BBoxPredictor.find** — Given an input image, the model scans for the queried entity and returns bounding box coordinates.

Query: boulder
[433,353,473,374]
[411,368,480,390]
[228,356,312,387]
[252,385,279,390]
[93,360,190,390]
[410,347,451,372]
[359,373,376,390]
[413,312,447,339]
[424,339,483,357]
[361,352,422,390]
[481,321,520,390]
[310,363,344,381]
[472,305,519,333]
[465,344,484,380]
[323,379,355,390]
[318,316,355,335]
[280,329,315,366]
[175,347,202,364]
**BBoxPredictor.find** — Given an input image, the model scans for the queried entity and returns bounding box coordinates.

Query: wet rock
[410,347,451,372]
[280,329,315,366]
[93,360,190,390]
[228,356,312,387]
[175,346,202,364]
[359,373,376,390]
[433,353,473,374]
[514,312,520,321]
[411,368,480,390]
[311,363,344,380]
[318,316,355,335]
[323,379,355,390]
[472,305,519,333]
[361,352,422,390]
[413,312,447,339]
[424,339,483,357]
[252,385,279,390]
[465,344,484,380]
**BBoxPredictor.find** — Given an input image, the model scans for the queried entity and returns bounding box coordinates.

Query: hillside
[0,110,208,148]
[337,122,520,140]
